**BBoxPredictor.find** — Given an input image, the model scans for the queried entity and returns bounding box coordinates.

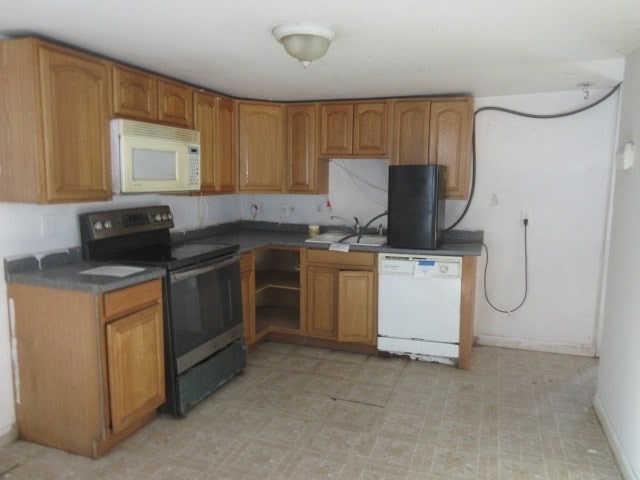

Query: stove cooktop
[111,243,238,271]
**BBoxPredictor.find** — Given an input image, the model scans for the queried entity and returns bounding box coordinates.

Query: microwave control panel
[187,146,200,187]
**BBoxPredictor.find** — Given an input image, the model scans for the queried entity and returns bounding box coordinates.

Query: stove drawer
[103,279,162,321]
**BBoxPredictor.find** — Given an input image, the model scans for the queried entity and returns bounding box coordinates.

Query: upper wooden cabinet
[111,64,158,120]
[111,63,193,128]
[429,99,473,199]
[320,103,353,156]
[194,91,236,194]
[0,37,111,204]
[320,101,389,157]
[393,100,430,165]
[286,103,329,193]
[392,97,473,199]
[158,79,193,128]
[353,102,389,156]
[238,102,285,192]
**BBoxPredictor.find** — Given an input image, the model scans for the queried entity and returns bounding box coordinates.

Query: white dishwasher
[377,253,462,365]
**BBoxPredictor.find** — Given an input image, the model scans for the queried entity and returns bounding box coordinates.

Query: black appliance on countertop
[80,205,245,416]
[387,165,445,249]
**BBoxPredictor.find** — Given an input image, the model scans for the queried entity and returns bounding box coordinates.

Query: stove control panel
[80,206,175,241]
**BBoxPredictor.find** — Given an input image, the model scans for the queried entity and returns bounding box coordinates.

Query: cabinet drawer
[103,279,162,320]
[306,249,375,268]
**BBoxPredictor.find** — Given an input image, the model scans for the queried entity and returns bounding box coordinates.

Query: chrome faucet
[330,215,361,234]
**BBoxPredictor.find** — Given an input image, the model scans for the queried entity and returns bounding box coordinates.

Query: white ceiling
[2,0,640,101]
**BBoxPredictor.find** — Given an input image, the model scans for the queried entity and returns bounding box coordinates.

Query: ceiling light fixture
[272,22,335,68]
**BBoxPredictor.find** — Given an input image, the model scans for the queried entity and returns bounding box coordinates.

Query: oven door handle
[170,255,241,283]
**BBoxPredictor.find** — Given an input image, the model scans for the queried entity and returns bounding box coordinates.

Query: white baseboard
[593,394,637,480]
[474,334,596,357]
[0,423,17,447]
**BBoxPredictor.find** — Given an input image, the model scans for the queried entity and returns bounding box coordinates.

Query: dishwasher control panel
[378,254,461,278]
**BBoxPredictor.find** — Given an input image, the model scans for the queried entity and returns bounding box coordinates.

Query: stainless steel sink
[305,232,387,247]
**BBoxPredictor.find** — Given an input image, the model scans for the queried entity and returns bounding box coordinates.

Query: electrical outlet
[520,211,529,222]
[280,203,290,220]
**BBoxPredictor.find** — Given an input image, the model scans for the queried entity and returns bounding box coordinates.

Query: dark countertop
[4,221,482,293]
[5,249,165,293]
[174,221,483,257]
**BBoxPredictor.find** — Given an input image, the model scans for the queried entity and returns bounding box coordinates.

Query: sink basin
[305,232,387,247]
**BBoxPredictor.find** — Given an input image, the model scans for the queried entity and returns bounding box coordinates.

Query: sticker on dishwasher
[414,260,435,278]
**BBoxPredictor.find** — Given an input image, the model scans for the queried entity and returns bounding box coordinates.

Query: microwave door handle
[170,255,240,283]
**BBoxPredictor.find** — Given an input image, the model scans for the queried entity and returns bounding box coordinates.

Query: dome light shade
[272,22,335,68]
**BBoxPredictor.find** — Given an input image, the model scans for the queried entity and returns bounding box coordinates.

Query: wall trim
[0,423,17,447]
[475,334,596,357]
[594,394,637,480]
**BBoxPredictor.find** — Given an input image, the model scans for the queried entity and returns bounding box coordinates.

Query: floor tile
[0,342,623,479]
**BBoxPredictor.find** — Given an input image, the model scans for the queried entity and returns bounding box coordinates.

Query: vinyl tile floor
[0,343,623,479]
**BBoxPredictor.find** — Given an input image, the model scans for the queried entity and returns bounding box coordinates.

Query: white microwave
[110,118,201,193]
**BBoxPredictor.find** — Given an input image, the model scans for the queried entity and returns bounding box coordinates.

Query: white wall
[466,91,618,355]
[595,47,640,479]
[239,159,390,228]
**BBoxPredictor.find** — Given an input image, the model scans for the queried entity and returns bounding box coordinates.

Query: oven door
[168,254,243,374]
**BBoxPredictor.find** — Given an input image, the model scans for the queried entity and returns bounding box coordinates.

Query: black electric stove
[79,205,246,416]
[79,205,237,270]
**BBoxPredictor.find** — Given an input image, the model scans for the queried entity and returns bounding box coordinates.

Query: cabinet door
[238,103,284,192]
[194,91,217,193]
[240,253,255,345]
[392,100,430,165]
[428,99,472,199]
[306,266,338,339]
[111,64,158,120]
[158,79,193,128]
[286,104,316,192]
[106,304,165,434]
[215,96,236,193]
[353,102,388,156]
[337,270,376,344]
[38,45,111,202]
[194,93,236,194]
[320,103,353,156]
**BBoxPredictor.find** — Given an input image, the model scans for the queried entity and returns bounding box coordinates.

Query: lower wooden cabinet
[105,303,164,433]
[337,270,376,343]
[305,249,377,345]
[8,279,164,457]
[240,252,256,345]
[306,265,339,339]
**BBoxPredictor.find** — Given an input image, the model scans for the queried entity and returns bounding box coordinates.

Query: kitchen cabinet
[393,100,430,165]
[429,99,473,199]
[8,279,164,457]
[252,247,303,343]
[305,249,377,345]
[286,103,328,193]
[319,101,389,157]
[392,97,473,199]
[238,102,285,192]
[112,63,193,128]
[240,251,256,346]
[194,91,236,194]
[0,37,111,203]
[111,63,158,120]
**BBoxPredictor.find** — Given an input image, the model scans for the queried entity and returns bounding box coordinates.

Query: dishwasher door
[377,253,462,362]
